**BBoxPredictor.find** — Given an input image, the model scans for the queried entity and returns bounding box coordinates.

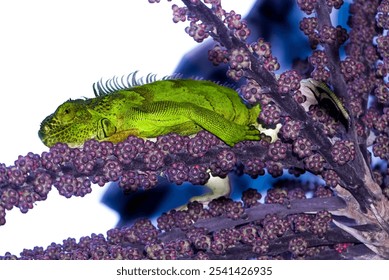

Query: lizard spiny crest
[93,71,183,97]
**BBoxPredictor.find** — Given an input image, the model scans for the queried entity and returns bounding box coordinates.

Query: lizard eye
[57,102,77,124]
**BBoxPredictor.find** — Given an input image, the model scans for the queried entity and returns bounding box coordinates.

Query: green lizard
[39,73,350,148]
[39,74,261,147]
[38,73,349,205]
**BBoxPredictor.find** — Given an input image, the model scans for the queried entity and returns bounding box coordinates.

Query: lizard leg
[183,103,260,146]
[104,128,140,143]
[137,101,260,146]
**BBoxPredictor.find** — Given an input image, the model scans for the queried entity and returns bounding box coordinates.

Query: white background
[0,0,255,255]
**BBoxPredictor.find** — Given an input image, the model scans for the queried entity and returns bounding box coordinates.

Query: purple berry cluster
[309,50,330,81]
[0,129,310,226]
[277,70,302,95]
[0,186,353,260]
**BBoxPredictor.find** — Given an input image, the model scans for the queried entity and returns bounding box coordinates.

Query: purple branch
[181,0,377,214]
[193,196,346,232]
[314,0,348,102]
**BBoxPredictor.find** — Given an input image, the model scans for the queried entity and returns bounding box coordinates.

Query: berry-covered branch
[181,0,378,215]
[0,0,388,259]
[172,0,389,257]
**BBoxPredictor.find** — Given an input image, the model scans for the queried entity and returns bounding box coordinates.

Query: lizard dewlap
[39,75,261,147]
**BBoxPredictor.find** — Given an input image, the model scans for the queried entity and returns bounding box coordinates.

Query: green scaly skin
[39,79,261,147]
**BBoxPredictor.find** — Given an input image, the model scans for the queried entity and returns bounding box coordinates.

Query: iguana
[38,73,349,205]
[39,72,350,156]
[39,73,261,148]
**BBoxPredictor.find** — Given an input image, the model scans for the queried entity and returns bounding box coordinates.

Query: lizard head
[39,99,116,147]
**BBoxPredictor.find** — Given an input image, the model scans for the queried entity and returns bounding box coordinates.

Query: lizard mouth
[38,121,50,146]
[38,115,72,147]
[38,114,55,146]
[38,129,45,142]
[38,125,57,147]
